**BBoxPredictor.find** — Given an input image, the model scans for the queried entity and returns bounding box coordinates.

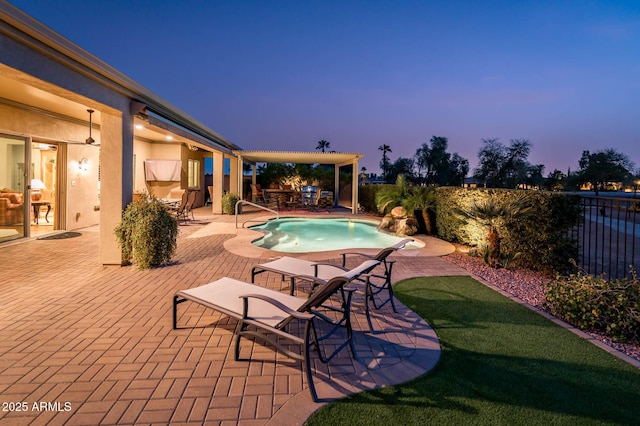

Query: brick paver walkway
[0,209,467,425]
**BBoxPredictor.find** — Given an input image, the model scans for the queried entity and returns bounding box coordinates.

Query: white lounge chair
[252,239,413,332]
[172,259,379,402]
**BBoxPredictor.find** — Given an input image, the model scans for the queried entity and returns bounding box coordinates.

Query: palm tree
[316,140,331,153]
[359,166,368,184]
[379,144,392,182]
[457,193,531,267]
[403,186,437,234]
[375,174,410,214]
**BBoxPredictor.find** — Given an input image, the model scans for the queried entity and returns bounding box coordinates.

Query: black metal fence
[571,195,640,280]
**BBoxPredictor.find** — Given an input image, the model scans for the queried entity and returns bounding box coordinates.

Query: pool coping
[217,213,456,260]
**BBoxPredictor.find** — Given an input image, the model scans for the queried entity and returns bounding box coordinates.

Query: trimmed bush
[114,194,178,269]
[545,270,640,344]
[222,192,240,214]
[436,187,581,274]
[358,184,388,214]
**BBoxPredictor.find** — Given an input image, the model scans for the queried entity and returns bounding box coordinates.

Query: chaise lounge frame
[251,239,413,332]
[173,259,379,402]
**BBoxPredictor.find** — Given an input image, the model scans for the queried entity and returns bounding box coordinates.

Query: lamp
[86,109,95,144]
[31,178,46,201]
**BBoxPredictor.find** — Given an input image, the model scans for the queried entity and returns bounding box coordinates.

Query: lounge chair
[252,239,413,331]
[339,238,413,331]
[173,260,379,402]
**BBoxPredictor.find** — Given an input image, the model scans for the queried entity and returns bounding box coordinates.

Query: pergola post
[212,151,224,214]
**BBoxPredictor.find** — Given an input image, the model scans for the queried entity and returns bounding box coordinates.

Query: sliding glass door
[0,134,27,242]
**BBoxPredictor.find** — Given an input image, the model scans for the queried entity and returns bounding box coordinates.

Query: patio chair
[174,191,190,224]
[251,184,265,204]
[339,238,413,331]
[173,262,378,401]
[185,190,197,220]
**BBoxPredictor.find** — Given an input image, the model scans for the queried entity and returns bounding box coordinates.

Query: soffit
[234,150,363,165]
[0,5,239,151]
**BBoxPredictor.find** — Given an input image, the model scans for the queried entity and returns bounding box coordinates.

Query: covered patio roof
[233,150,363,214]
[233,150,363,165]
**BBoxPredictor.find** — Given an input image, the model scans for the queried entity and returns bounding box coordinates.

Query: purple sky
[9,0,640,176]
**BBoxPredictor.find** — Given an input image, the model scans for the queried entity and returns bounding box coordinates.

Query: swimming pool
[250,217,422,253]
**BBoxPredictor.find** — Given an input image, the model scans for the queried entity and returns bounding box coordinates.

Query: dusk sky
[9,0,640,176]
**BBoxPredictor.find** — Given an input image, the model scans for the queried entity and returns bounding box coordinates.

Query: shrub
[544,270,640,344]
[114,194,178,269]
[358,184,386,214]
[436,187,581,274]
[222,192,240,214]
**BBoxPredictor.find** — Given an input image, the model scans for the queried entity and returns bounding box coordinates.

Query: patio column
[228,154,239,197]
[351,158,359,214]
[212,151,223,214]
[334,166,339,207]
[100,110,133,264]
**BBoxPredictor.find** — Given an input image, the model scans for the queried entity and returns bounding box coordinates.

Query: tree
[415,142,429,180]
[524,164,545,189]
[449,153,470,186]
[544,169,566,191]
[456,193,532,267]
[503,139,532,188]
[414,136,469,186]
[474,138,504,187]
[378,144,392,183]
[359,166,368,184]
[473,138,533,188]
[577,148,634,194]
[315,140,331,153]
[388,157,415,183]
[426,136,451,185]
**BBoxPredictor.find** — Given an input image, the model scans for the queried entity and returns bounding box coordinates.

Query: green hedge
[435,187,581,274]
[358,184,391,214]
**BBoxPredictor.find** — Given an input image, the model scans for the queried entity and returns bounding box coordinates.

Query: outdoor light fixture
[187,143,198,151]
[86,109,95,144]
[78,158,89,173]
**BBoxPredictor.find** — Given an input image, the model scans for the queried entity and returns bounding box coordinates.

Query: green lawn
[306,276,640,425]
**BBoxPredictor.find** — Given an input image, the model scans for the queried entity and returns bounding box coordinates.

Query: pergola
[233,150,363,214]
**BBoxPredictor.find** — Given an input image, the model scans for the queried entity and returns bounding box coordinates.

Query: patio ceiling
[234,150,363,165]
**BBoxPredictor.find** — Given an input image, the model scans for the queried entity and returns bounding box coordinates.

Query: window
[188,159,200,189]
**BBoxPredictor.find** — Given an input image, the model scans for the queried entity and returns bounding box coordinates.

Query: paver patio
[0,208,469,425]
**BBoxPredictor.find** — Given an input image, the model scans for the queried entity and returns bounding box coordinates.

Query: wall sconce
[78,158,89,173]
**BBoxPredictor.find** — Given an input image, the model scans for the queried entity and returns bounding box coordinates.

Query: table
[32,200,51,224]
[159,198,181,210]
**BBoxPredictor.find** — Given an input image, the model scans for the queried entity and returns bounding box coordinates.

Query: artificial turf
[306,276,640,425]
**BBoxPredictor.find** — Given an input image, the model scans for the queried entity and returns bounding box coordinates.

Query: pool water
[250,217,422,253]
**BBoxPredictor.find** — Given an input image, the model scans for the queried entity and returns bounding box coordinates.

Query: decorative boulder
[390,206,407,219]
[378,215,395,232]
[395,217,417,236]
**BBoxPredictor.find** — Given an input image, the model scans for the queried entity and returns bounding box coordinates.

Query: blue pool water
[250,217,422,253]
